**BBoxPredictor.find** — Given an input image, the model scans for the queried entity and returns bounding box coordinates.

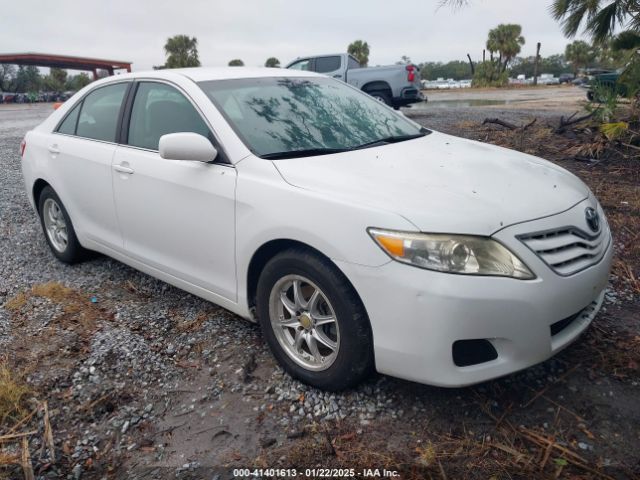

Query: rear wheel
[256,248,374,391]
[367,90,392,107]
[38,186,88,264]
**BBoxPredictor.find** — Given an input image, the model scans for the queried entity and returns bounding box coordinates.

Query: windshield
[198,77,426,158]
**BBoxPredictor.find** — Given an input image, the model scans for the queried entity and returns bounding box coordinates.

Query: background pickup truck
[285,53,424,108]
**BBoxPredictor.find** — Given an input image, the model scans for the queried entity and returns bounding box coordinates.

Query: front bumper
[336,199,613,387]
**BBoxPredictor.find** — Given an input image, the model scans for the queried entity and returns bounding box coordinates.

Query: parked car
[21,68,612,390]
[572,76,589,86]
[586,68,628,101]
[559,73,574,84]
[535,74,560,85]
[286,53,423,108]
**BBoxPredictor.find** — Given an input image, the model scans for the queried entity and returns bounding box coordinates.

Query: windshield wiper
[260,148,349,160]
[350,128,430,150]
[260,128,430,159]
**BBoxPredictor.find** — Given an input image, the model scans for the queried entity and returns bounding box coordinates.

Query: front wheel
[256,248,374,391]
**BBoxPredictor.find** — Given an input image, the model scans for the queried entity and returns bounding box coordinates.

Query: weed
[30,282,74,303]
[3,293,27,312]
[0,360,31,429]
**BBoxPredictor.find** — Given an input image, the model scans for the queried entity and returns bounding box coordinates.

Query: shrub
[472,61,509,87]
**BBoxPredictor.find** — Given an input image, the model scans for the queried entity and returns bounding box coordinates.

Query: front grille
[518,225,610,276]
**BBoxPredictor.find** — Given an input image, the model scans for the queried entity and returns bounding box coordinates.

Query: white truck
[286,53,424,108]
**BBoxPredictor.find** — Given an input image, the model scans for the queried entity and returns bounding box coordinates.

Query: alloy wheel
[268,274,340,371]
[42,198,68,253]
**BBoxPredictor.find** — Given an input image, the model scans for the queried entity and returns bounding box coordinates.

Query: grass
[30,282,74,303]
[0,359,32,478]
[5,281,100,333]
[0,360,31,429]
[3,293,27,313]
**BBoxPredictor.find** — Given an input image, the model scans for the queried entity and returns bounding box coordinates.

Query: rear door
[50,82,130,248]
[111,80,237,300]
[312,55,344,80]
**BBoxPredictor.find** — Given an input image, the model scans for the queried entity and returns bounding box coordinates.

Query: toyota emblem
[585,207,600,233]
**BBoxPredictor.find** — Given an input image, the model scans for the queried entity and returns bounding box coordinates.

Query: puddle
[408,98,526,111]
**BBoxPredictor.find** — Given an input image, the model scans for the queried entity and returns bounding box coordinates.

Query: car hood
[272,131,589,235]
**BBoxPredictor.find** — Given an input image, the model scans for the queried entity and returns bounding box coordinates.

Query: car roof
[93,67,321,86]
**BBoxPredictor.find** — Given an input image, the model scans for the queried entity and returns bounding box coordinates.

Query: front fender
[234,156,414,310]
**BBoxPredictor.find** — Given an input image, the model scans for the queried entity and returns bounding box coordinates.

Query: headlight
[368,228,534,279]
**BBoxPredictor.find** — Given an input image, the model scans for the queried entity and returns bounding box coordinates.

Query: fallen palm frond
[20,438,33,480]
[482,117,537,131]
[253,411,621,479]
[600,121,630,140]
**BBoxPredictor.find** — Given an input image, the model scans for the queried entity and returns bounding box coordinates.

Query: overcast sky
[1,0,588,71]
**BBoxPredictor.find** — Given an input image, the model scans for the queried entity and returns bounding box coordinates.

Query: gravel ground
[0,102,638,479]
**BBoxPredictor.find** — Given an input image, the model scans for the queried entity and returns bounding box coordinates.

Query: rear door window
[314,56,341,73]
[76,83,128,142]
[127,82,211,151]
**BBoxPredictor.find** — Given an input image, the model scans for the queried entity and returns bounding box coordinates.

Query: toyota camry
[20,68,612,390]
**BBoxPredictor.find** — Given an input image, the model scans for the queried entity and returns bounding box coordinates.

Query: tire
[256,247,374,391]
[367,90,393,107]
[38,186,88,264]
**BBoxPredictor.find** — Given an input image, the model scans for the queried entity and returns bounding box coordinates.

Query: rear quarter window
[56,103,81,135]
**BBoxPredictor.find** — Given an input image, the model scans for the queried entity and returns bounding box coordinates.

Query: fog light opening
[452,339,498,367]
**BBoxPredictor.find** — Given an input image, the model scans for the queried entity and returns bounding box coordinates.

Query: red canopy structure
[0,52,132,79]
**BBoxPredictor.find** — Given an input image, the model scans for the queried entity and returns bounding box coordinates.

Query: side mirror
[159,132,218,162]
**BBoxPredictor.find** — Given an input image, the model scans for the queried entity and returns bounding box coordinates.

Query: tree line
[0,65,92,94]
[156,34,372,69]
[4,0,637,94]
[438,0,639,90]
[419,36,632,81]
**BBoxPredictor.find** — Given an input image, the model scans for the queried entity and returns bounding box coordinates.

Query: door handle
[113,164,134,174]
[48,145,60,155]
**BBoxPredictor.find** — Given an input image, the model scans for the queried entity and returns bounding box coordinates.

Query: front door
[111,81,237,300]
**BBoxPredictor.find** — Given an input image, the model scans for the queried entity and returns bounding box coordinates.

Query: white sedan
[20,68,612,390]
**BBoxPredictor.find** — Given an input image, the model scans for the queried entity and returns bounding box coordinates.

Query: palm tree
[565,40,594,75]
[551,0,640,44]
[486,24,526,72]
[347,40,370,67]
[164,35,200,69]
[228,59,244,67]
[265,57,280,68]
[612,29,640,50]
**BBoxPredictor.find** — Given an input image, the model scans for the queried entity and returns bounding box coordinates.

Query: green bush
[619,55,640,98]
[472,61,509,87]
